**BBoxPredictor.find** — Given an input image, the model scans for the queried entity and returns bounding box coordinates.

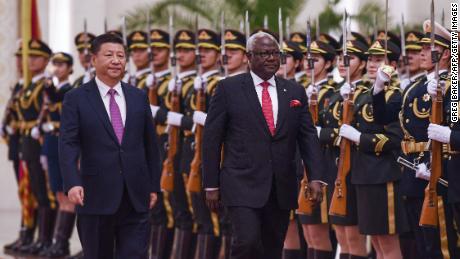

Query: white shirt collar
[250,70,276,88]
[315,78,328,86]
[135,68,151,78]
[410,72,426,81]
[57,80,69,89]
[178,70,197,80]
[200,69,220,80]
[154,69,170,78]
[228,70,246,77]
[427,69,448,81]
[32,73,46,83]
[295,71,305,81]
[95,76,122,97]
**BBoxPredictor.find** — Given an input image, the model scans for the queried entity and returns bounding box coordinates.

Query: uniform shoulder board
[439,72,449,81]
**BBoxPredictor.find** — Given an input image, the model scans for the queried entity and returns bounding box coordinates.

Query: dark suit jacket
[59,79,161,215]
[202,72,323,210]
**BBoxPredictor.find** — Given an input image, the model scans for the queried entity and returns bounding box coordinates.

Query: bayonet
[401,13,408,66]
[245,10,250,41]
[221,12,228,77]
[279,7,287,78]
[146,11,155,85]
[384,0,388,64]
[264,15,268,29]
[316,16,320,40]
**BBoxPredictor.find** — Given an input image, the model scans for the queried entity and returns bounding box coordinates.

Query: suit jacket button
[120,170,122,174]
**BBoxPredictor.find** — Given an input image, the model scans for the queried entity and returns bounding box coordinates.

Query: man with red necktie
[59,33,161,259]
[202,31,324,259]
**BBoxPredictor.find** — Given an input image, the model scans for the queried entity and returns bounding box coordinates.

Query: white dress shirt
[96,77,127,126]
[250,70,279,126]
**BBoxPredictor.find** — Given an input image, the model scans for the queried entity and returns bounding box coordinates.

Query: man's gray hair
[246,31,279,52]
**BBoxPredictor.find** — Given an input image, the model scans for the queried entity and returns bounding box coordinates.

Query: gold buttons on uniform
[406,119,410,123]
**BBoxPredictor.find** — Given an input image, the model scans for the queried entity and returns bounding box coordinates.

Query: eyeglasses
[250,51,282,59]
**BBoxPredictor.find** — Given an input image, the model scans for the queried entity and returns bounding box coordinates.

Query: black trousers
[77,188,150,259]
[228,188,290,259]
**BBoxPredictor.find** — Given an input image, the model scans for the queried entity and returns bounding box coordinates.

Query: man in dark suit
[59,33,161,259]
[202,31,324,259]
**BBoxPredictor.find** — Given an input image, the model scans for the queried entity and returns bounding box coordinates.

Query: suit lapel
[85,79,119,145]
[120,83,134,147]
[241,73,271,138]
[274,77,289,137]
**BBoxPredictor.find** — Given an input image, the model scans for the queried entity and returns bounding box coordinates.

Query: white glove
[168,78,178,92]
[31,126,40,140]
[373,65,393,95]
[193,111,207,126]
[427,79,445,97]
[0,125,4,138]
[41,122,55,133]
[146,74,155,88]
[428,123,451,144]
[40,155,48,172]
[316,126,321,138]
[306,84,317,101]
[340,82,351,99]
[415,163,431,181]
[194,76,204,90]
[5,125,14,135]
[400,78,411,92]
[339,124,361,144]
[83,71,92,84]
[166,111,183,127]
[150,105,160,118]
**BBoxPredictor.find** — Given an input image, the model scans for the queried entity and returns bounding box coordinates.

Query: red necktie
[260,81,275,135]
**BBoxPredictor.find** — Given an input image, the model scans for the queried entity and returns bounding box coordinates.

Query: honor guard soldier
[289,32,308,87]
[323,35,370,259]
[39,52,75,258]
[146,28,175,259]
[127,30,151,90]
[276,41,303,81]
[300,40,337,259]
[16,39,58,256]
[398,31,426,92]
[164,29,198,258]
[2,44,38,255]
[187,28,222,259]
[73,32,95,88]
[223,29,247,77]
[373,21,455,258]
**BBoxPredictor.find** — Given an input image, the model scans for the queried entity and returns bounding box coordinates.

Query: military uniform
[127,30,151,90]
[16,40,57,255]
[373,23,457,258]
[298,41,336,226]
[143,28,176,259]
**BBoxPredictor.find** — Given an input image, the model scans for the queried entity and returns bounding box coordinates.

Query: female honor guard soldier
[300,40,337,259]
[126,30,151,91]
[39,52,75,258]
[326,33,370,259]
[340,37,409,259]
[374,20,456,259]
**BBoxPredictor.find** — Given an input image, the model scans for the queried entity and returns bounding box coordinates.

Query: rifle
[419,0,442,227]
[160,14,178,192]
[83,19,93,79]
[187,16,204,193]
[329,10,353,217]
[221,12,228,78]
[278,8,287,78]
[297,19,316,215]
[146,12,158,105]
